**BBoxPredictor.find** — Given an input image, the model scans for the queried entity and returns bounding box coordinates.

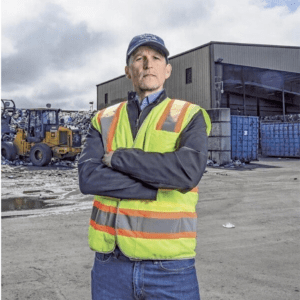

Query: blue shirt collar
[138,89,165,111]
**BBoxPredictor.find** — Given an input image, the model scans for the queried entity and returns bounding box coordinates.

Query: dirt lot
[1,157,300,300]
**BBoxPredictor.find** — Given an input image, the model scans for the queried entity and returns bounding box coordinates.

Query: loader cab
[26,108,60,143]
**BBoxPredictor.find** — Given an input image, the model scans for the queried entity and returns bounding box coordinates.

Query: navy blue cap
[126,33,169,65]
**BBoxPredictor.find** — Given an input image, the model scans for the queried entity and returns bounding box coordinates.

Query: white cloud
[1,0,299,110]
[1,0,48,27]
[1,35,17,56]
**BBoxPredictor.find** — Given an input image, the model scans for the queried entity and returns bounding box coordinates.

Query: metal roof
[170,41,299,60]
[97,41,299,87]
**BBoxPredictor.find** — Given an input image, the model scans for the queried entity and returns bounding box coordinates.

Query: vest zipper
[133,109,148,147]
[135,113,142,130]
[135,101,157,131]
[135,100,142,131]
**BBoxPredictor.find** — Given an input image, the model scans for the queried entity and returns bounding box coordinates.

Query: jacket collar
[127,89,168,106]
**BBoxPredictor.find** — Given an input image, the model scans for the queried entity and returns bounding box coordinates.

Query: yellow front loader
[1,107,82,166]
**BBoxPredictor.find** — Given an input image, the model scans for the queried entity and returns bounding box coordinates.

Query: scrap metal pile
[260,113,300,122]
[59,110,96,144]
[2,109,28,141]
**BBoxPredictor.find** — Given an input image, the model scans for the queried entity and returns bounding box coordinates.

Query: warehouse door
[231,116,259,162]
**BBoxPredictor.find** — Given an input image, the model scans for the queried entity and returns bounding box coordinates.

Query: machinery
[1,105,82,166]
[1,99,17,141]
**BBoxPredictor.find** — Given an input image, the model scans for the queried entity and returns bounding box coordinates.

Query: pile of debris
[1,154,79,167]
[207,159,246,168]
[9,109,28,129]
[2,106,28,142]
[261,114,300,122]
[1,156,30,166]
[59,110,96,143]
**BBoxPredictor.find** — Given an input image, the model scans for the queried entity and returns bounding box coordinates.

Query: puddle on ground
[1,196,62,212]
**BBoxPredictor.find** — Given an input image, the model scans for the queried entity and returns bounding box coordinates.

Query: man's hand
[102,151,114,168]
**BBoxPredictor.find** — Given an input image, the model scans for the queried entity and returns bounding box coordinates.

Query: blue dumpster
[260,122,300,157]
[231,116,259,162]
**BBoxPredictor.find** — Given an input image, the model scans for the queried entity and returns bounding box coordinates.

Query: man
[78,33,211,300]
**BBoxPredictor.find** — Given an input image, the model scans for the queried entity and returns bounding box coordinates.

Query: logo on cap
[126,33,169,65]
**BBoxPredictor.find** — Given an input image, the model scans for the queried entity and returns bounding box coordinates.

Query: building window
[186,68,192,84]
[105,93,108,105]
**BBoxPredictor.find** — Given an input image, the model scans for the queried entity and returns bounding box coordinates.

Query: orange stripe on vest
[174,102,191,133]
[97,109,105,126]
[93,201,118,214]
[106,102,126,152]
[90,220,116,235]
[118,208,196,219]
[117,229,196,239]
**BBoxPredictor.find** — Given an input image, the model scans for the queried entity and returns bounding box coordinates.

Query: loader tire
[1,142,17,161]
[30,143,52,166]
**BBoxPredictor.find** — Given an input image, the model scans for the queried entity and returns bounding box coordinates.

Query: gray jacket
[78,90,208,200]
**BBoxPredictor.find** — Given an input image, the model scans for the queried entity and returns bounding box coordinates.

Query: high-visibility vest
[89,98,211,260]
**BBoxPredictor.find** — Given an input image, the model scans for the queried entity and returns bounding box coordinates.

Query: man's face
[125,46,172,96]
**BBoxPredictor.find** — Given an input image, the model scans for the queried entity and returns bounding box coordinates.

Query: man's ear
[165,64,172,80]
[125,66,131,79]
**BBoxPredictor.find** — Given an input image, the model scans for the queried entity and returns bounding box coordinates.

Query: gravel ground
[1,156,300,300]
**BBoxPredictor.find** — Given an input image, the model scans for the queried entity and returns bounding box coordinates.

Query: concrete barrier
[206,108,231,165]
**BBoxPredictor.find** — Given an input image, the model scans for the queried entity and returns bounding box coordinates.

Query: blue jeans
[91,246,200,300]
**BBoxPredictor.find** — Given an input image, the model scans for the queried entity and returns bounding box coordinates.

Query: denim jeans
[91,246,200,300]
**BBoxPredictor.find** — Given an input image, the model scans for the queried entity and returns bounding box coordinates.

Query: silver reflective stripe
[99,102,124,151]
[91,206,116,228]
[161,100,187,132]
[161,114,176,132]
[100,115,114,152]
[117,214,196,234]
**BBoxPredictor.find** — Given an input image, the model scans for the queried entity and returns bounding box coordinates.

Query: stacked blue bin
[261,122,300,157]
[231,116,259,162]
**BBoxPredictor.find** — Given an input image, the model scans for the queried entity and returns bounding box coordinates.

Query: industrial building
[97,41,300,114]
[96,42,300,163]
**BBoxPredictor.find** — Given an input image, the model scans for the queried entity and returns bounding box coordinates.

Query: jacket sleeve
[111,110,208,190]
[78,125,158,200]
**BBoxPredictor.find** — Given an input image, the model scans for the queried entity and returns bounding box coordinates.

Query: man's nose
[143,58,153,69]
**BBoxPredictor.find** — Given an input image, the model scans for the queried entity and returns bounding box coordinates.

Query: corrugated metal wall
[97,75,132,109]
[164,45,211,110]
[213,43,300,73]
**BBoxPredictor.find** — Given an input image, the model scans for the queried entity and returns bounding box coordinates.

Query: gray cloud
[1,3,109,88]
[10,82,94,110]
[34,84,86,101]
[162,0,214,27]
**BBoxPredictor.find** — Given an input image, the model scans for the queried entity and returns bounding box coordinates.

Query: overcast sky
[1,0,300,110]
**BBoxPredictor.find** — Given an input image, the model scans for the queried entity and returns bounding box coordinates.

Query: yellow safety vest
[89,98,211,260]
